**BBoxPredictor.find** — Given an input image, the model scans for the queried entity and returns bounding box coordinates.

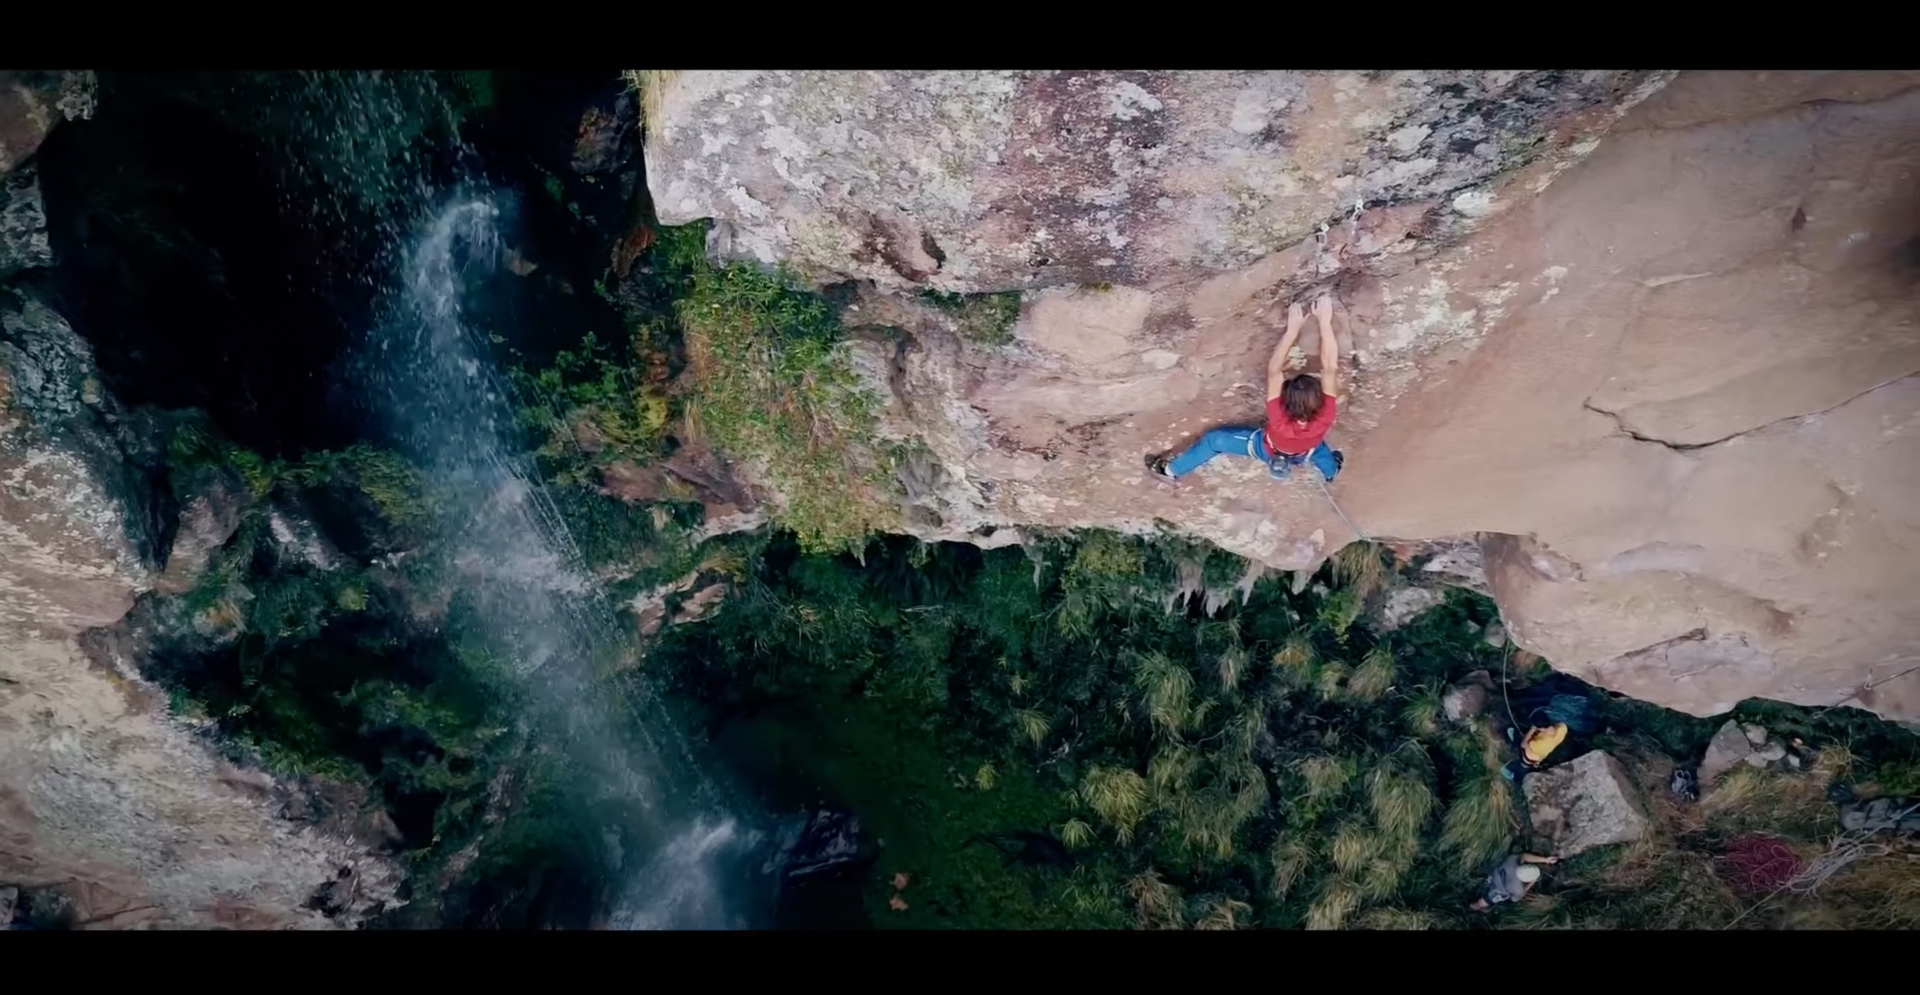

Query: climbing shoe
[1331,450,1345,472]
[1146,454,1177,480]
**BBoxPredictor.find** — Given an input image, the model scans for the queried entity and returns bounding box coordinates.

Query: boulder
[152,467,251,596]
[1377,586,1443,632]
[765,809,874,882]
[1742,724,1769,746]
[1838,797,1920,835]
[1699,719,1756,787]
[0,884,15,926]
[0,71,96,174]
[1443,669,1496,726]
[1523,750,1651,857]
[1,289,155,632]
[1483,620,1509,649]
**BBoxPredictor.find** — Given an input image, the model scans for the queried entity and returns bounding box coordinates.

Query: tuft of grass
[1862,756,1920,796]
[1058,818,1094,849]
[974,761,998,791]
[1081,765,1150,843]
[919,290,1023,346]
[1512,836,1745,930]
[1700,762,1836,839]
[1816,849,1920,929]
[1127,870,1185,929]
[1192,896,1253,931]
[1314,660,1351,701]
[1217,645,1249,693]
[1439,768,1515,873]
[1319,588,1363,640]
[1297,755,1356,806]
[1357,906,1434,930]
[1346,646,1396,703]
[1015,708,1050,748]
[1330,541,1390,603]
[1133,652,1196,739]
[1306,880,1361,930]
[1360,855,1410,902]
[1401,682,1444,739]
[1268,838,1313,899]
[1329,821,1378,875]
[1368,765,1436,839]
[624,69,679,138]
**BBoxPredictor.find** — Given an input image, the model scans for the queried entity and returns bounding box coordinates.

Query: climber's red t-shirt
[1265,393,1338,456]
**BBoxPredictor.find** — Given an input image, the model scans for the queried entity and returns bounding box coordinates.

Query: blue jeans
[1166,428,1340,482]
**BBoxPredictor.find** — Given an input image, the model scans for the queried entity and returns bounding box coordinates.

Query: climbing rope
[1311,472,1368,544]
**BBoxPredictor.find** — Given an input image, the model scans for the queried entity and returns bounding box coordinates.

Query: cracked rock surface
[649,70,1920,723]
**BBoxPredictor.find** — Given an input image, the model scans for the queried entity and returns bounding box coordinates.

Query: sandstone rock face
[1524,750,1651,857]
[648,70,1665,292]
[647,69,1920,723]
[2,140,400,928]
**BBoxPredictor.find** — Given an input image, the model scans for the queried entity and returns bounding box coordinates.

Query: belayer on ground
[1469,851,1559,912]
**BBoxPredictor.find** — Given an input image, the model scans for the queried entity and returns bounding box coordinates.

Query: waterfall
[368,193,758,929]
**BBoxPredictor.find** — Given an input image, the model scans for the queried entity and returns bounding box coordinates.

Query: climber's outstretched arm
[1266,303,1306,401]
[1315,294,1340,399]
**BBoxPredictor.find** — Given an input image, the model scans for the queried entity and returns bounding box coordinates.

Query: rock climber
[1149,294,1345,484]
[1468,851,1559,912]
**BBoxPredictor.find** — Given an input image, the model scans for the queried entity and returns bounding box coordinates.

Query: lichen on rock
[644,69,1920,724]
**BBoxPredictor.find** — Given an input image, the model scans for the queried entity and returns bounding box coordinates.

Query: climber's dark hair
[1281,374,1324,422]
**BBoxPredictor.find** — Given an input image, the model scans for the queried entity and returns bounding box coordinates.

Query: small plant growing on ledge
[919,289,1023,347]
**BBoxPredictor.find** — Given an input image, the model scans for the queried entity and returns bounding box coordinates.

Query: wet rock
[0,70,96,174]
[1699,720,1754,787]
[1443,669,1495,726]
[1,164,51,277]
[1523,750,1650,857]
[2,278,401,929]
[264,498,344,573]
[670,583,728,626]
[1,289,155,632]
[766,809,875,882]
[152,466,251,596]
[571,87,640,176]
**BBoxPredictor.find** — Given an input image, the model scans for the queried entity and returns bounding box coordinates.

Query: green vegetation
[148,417,602,926]
[655,532,1532,928]
[676,243,896,554]
[919,289,1024,346]
[622,70,679,137]
[508,219,903,556]
[654,531,1920,930]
